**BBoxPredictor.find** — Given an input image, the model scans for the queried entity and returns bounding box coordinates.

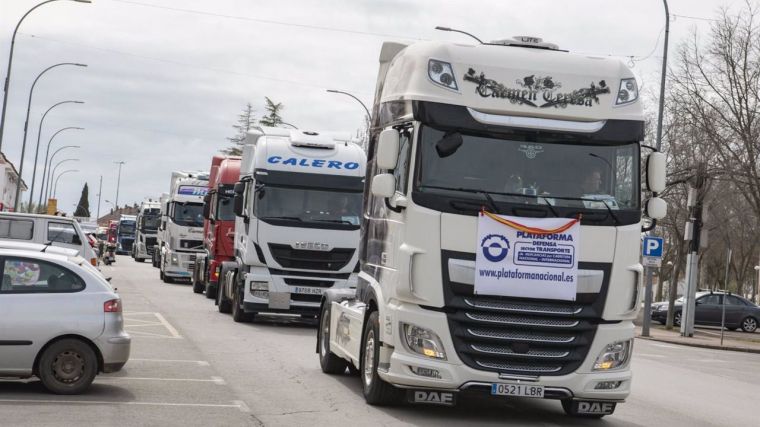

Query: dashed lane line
[129,358,210,366]
[96,377,226,384]
[0,399,244,409]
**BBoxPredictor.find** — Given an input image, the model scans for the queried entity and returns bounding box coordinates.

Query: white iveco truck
[216,127,366,323]
[133,200,161,262]
[158,171,209,283]
[317,36,667,418]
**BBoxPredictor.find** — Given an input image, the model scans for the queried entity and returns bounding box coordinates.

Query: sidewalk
[636,324,760,354]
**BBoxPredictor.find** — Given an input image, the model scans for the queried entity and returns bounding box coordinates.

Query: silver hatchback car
[0,246,131,394]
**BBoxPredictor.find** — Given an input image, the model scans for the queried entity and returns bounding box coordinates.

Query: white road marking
[154,312,183,338]
[97,377,224,383]
[211,376,227,385]
[635,353,666,358]
[0,399,242,409]
[129,358,210,366]
[651,343,680,349]
[124,330,183,339]
[234,400,250,413]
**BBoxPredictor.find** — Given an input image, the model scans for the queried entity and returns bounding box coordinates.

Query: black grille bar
[268,244,354,271]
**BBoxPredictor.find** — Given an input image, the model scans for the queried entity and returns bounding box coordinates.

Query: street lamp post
[114,161,125,207]
[41,145,79,211]
[14,100,83,211]
[37,127,83,209]
[326,89,371,150]
[53,169,78,198]
[0,0,91,153]
[28,97,85,212]
[46,158,79,204]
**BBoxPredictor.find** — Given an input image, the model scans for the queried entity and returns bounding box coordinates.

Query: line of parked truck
[123,35,670,418]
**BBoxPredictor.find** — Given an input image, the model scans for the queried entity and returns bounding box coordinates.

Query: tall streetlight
[40,145,79,211]
[46,158,79,203]
[14,100,83,210]
[114,161,125,207]
[28,95,86,212]
[53,169,78,198]
[0,0,92,153]
[327,89,371,150]
[37,127,83,209]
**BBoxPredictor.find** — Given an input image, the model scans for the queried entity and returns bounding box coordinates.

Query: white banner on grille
[474,213,579,301]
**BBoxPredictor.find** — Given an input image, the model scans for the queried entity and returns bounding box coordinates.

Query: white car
[0,246,130,394]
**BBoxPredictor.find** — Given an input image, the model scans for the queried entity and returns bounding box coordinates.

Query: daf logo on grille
[293,242,330,251]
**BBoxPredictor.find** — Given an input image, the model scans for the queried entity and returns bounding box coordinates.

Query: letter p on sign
[642,236,663,258]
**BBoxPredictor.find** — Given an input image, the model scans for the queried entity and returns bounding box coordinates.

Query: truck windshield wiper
[548,195,621,225]
[312,219,355,225]
[259,216,303,222]
[421,184,552,215]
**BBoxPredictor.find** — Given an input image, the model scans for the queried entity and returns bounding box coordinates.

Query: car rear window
[0,257,85,293]
[48,222,81,245]
[0,219,34,240]
[726,296,748,306]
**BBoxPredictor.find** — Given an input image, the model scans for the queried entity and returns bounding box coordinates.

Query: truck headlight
[616,78,638,105]
[401,323,447,360]
[170,254,179,265]
[593,340,632,371]
[428,59,458,91]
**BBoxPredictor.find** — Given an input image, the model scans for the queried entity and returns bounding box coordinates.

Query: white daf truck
[216,127,366,323]
[133,200,161,262]
[317,36,667,418]
[158,171,209,283]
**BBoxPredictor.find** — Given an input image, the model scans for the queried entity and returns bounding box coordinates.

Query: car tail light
[212,266,220,279]
[104,299,122,313]
[90,257,97,266]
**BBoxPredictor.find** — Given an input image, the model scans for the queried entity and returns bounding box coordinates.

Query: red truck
[192,155,241,298]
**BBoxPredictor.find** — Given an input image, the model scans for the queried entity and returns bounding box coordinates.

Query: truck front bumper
[164,250,198,279]
[378,302,633,402]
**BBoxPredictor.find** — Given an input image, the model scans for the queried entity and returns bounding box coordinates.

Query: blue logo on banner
[481,234,511,262]
[177,186,208,196]
[267,156,359,170]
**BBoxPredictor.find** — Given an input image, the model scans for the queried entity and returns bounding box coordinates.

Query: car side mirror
[376,129,399,170]
[371,174,395,198]
[646,152,666,193]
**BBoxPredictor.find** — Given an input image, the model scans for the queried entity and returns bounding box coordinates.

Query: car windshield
[171,202,204,227]
[255,185,362,228]
[416,126,639,211]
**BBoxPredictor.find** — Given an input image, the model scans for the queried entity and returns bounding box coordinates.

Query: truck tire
[319,302,349,374]
[205,284,217,299]
[37,338,98,395]
[360,311,403,405]
[192,276,204,294]
[231,283,251,323]
[216,267,232,314]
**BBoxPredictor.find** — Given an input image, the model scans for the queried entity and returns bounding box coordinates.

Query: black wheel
[360,311,403,405]
[561,399,612,419]
[231,283,251,322]
[192,276,204,294]
[740,316,758,333]
[37,339,98,395]
[674,311,682,326]
[205,283,217,299]
[217,273,232,314]
[319,303,349,374]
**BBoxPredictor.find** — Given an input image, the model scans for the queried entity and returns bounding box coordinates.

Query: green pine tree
[74,183,90,217]
[258,97,285,127]
[223,103,256,156]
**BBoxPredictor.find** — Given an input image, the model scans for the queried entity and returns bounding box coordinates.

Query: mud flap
[569,400,617,416]
[406,390,457,406]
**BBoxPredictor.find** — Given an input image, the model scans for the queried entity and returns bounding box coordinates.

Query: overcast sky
[0,0,739,216]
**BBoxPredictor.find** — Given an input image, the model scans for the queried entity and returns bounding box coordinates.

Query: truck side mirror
[645,197,667,220]
[202,194,211,220]
[646,152,666,193]
[376,129,399,170]
[371,174,396,198]
[233,182,245,217]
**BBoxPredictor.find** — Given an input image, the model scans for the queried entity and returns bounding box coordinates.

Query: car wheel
[674,311,682,326]
[740,316,758,333]
[319,303,349,374]
[37,339,98,395]
[360,311,402,405]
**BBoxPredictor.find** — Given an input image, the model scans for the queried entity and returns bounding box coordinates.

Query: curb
[635,335,760,354]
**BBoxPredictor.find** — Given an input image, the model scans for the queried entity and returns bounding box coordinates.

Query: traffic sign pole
[641,237,664,338]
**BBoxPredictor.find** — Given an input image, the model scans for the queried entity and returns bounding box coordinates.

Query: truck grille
[442,251,609,377]
[268,244,354,271]
[180,239,203,250]
[283,278,334,288]
[145,237,157,255]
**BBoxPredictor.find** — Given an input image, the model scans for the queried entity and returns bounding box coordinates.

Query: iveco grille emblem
[294,242,330,251]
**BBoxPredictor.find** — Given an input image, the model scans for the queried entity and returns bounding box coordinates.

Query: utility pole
[680,164,706,337]
[114,161,125,208]
[96,175,102,222]
[641,0,671,338]
[720,248,731,346]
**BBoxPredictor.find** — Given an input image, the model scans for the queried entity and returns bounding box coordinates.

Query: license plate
[292,286,325,295]
[491,383,544,398]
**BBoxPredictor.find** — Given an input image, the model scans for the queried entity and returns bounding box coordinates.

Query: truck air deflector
[440,250,611,376]
[467,108,606,133]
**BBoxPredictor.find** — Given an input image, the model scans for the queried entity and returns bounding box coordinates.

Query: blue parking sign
[642,236,664,258]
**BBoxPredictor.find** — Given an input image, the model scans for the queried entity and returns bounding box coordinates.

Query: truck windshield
[171,202,204,227]
[416,126,639,219]
[255,186,362,229]
[217,195,235,221]
[118,222,135,235]
[142,214,160,231]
